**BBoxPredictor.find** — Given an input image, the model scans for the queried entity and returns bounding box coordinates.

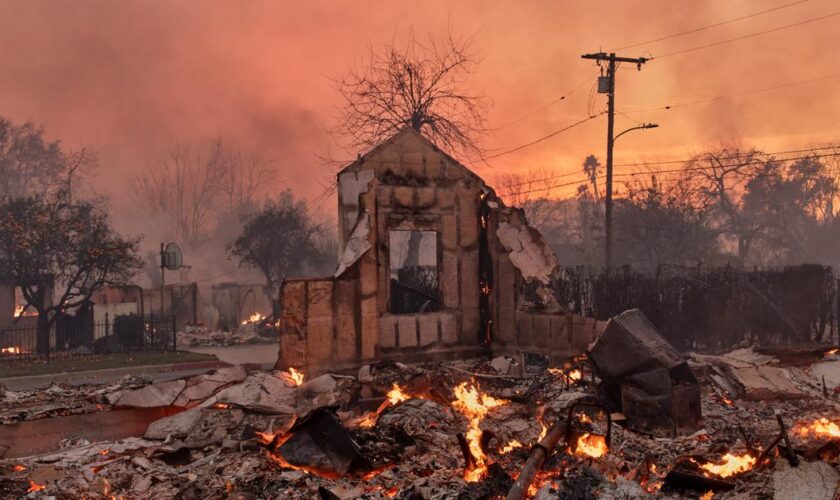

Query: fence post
[171,315,177,352]
[105,313,110,353]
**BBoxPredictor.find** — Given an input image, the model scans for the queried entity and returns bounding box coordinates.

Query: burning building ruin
[276,127,598,374]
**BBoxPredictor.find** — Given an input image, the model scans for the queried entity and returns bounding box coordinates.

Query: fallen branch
[506,420,568,500]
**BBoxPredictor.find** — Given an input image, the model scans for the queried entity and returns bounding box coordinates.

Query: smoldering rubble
[4,329,840,499]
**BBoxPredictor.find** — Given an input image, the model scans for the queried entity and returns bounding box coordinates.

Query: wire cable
[492,77,592,130]
[651,9,840,59]
[614,0,809,51]
[622,72,840,114]
[485,112,605,160]
[500,150,840,198]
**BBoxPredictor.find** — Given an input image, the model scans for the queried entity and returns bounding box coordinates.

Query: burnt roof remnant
[588,308,701,437]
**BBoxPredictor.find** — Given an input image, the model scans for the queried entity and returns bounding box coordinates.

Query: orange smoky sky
[0,0,837,232]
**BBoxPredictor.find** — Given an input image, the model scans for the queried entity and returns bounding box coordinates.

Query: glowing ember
[266,448,341,479]
[796,417,840,438]
[241,312,265,325]
[255,431,276,444]
[548,367,583,384]
[213,403,230,409]
[1,346,22,354]
[698,452,756,478]
[13,464,26,472]
[700,491,714,500]
[825,348,839,357]
[27,479,46,493]
[451,381,509,482]
[499,439,523,454]
[573,432,608,458]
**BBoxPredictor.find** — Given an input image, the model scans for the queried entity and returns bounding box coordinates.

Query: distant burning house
[276,128,600,373]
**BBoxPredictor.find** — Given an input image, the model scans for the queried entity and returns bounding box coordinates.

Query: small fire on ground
[694,452,757,478]
[452,380,510,482]
[241,312,266,325]
[278,367,305,386]
[795,417,840,438]
[573,432,608,459]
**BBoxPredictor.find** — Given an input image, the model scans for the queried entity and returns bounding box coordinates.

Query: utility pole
[581,52,648,270]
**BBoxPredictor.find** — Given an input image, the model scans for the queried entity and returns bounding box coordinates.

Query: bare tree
[334,30,489,158]
[494,168,562,228]
[135,136,276,244]
[682,148,767,265]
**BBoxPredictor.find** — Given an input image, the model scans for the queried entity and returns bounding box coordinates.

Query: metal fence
[554,264,837,352]
[0,314,176,363]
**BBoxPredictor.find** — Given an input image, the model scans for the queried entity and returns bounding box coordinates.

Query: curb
[0,360,229,387]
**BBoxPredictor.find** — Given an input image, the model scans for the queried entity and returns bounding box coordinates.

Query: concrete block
[460,251,480,311]
[418,314,439,346]
[379,316,397,348]
[306,280,333,319]
[360,257,378,297]
[307,316,333,365]
[460,308,480,345]
[334,279,358,363]
[360,296,378,360]
[441,313,458,344]
[416,187,435,208]
[376,186,393,208]
[394,186,414,208]
[425,156,442,178]
[441,251,459,309]
[398,315,418,347]
[403,152,425,178]
[441,215,458,251]
[436,189,455,209]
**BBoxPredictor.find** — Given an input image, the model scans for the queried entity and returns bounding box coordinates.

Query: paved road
[0,344,277,392]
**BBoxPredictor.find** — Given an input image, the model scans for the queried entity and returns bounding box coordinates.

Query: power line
[500,150,840,198]
[484,112,605,160]
[652,9,840,59]
[613,145,840,167]
[492,77,592,130]
[498,145,840,190]
[614,0,809,51]
[622,72,840,114]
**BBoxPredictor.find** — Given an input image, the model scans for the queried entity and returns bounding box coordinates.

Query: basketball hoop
[162,243,183,271]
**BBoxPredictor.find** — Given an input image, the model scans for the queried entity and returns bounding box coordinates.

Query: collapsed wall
[276,128,599,373]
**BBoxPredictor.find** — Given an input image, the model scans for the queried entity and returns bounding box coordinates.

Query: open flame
[13,464,26,472]
[27,479,46,493]
[1,346,22,354]
[548,367,583,384]
[573,432,608,458]
[796,417,840,438]
[499,439,523,454]
[278,367,304,386]
[241,312,265,325]
[825,348,839,357]
[697,452,756,478]
[386,383,410,405]
[14,305,38,318]
[451,380,509,482]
